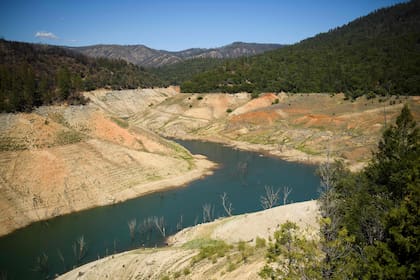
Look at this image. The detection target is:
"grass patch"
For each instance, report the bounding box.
[55,130,84,145]
[255,236,266,248]
[184,239,232,264]
[183,268,191,275]
[296,145,320,156]
[165,140,194,169]
[49,112,70,127]
[0,136,27,151]
[237,241,254,263]
[110,116,129,129]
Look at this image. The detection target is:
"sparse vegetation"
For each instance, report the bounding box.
[260,221,321,279]
[189,239,231,264]
[55,130,84,145]
[255,236,266,248]
[111,117,129,129]
[183,268,190,275]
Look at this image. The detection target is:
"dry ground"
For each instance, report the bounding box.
[58,201,319,280]
[132,91,419,170]
[4,88,418,279]
[0,88,215,236]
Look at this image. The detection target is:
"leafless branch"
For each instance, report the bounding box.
[176,215,184,231]
[282,186,292,205]
[260,186,280,209]
[220,192,233,216]
[73,235,87,264]
[153,216,166,237]
[202,203,214,223]
[128,218,137,243]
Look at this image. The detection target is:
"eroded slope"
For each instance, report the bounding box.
[0,88,215,236]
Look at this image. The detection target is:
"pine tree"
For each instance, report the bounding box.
[57,67,72,100]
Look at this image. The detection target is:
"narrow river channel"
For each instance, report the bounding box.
[0,139,320,279]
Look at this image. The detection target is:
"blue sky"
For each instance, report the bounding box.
[0,0,406,51]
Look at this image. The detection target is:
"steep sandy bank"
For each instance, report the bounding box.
[58,201,319,280]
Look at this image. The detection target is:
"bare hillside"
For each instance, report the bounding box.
[0,88,215,236]
[115,91,420,171]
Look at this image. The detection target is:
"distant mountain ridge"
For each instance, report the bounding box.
[70,42,285,67]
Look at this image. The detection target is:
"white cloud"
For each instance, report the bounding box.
[35,31,58,40]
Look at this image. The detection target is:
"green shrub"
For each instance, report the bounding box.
[255,236,266,248]
[187,239,231,264]
[226,108,233,113]
[183,268,191,275]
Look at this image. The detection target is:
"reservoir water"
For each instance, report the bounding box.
[0,140,320,279]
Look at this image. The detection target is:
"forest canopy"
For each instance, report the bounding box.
[0,39,164,112]
[176,1,420,98]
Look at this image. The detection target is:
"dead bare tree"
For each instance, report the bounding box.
[73,235,87,265]
[33,252,49,277]
[260,186,280,209]
[202,203,214,223]
[153,216,166,237]
[220,192,233,216]
[176,215,183,231]
[57,249,66,271]
[128,219,137,243]
[282,186,292,205]
[139,217,155,242]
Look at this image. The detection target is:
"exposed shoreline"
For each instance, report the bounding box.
[170,134,365,172]
[0,154,217,237]
[58,200,319,280]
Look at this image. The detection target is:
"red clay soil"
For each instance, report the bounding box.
[230,110,282,126]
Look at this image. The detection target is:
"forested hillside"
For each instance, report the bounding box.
[72,42,284,68]
[151,58,225,86]
[0,40,163,112]
[180,1,420,98]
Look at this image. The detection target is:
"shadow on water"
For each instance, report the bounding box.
[0,139,320,279]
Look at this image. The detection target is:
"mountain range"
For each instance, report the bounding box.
[70,42,285,67]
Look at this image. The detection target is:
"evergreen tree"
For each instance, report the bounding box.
[260,221,321,279]
[57,67,72,100]
[319,105,420,279]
